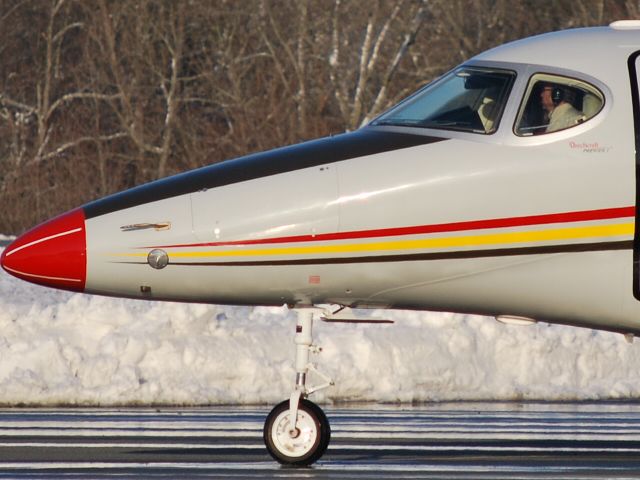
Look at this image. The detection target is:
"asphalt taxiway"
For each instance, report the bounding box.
[2,402,640,478]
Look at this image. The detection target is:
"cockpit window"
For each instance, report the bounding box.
[514,73,604,136]
[372,67,516,134]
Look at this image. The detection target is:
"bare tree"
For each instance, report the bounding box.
[0,0,124,227]
[94,0,187,180]
[328,0,432,129]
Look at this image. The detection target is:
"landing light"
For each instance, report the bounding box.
[610,20,640,30]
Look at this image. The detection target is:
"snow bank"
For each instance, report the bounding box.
[2,245,640,406]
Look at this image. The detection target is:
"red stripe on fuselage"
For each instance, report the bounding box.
[142,206,636,249]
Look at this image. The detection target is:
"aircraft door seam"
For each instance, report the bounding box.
[626,50,640,301]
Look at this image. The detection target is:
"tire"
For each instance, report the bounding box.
[263,398,331,466]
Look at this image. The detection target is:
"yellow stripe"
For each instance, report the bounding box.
[116,222,634,259]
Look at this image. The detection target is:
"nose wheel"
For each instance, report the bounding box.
[263,398,330,465]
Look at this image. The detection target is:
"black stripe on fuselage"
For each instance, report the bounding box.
[628,50,640,301]
[114,240,632,267]
[83,129,447,219]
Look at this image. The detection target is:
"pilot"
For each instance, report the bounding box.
[540,84,584,133]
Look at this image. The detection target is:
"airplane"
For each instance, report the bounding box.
[2,20,640,465]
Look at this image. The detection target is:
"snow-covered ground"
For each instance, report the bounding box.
[3,244,640,406]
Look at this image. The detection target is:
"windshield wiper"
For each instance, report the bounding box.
[372,119,423,127]
[374,119,483,134]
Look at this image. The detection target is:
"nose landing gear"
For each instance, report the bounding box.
[263,306,392,465]
[263,308,332,466]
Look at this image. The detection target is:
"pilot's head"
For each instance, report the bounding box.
[540,84,557,113]
[540,84,575,113]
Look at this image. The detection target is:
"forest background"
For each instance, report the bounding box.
[1,0,638,234]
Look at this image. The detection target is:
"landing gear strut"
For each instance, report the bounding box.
[263,309,333,465]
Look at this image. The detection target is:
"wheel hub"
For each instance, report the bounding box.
[272,410,317,456]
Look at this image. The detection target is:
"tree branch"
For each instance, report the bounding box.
[38,132,128,161]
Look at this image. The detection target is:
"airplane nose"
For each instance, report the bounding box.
[0,209,86,292]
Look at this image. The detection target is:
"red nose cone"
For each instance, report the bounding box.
[1,209,86,292]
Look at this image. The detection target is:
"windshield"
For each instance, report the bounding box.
[372,67,516,134]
